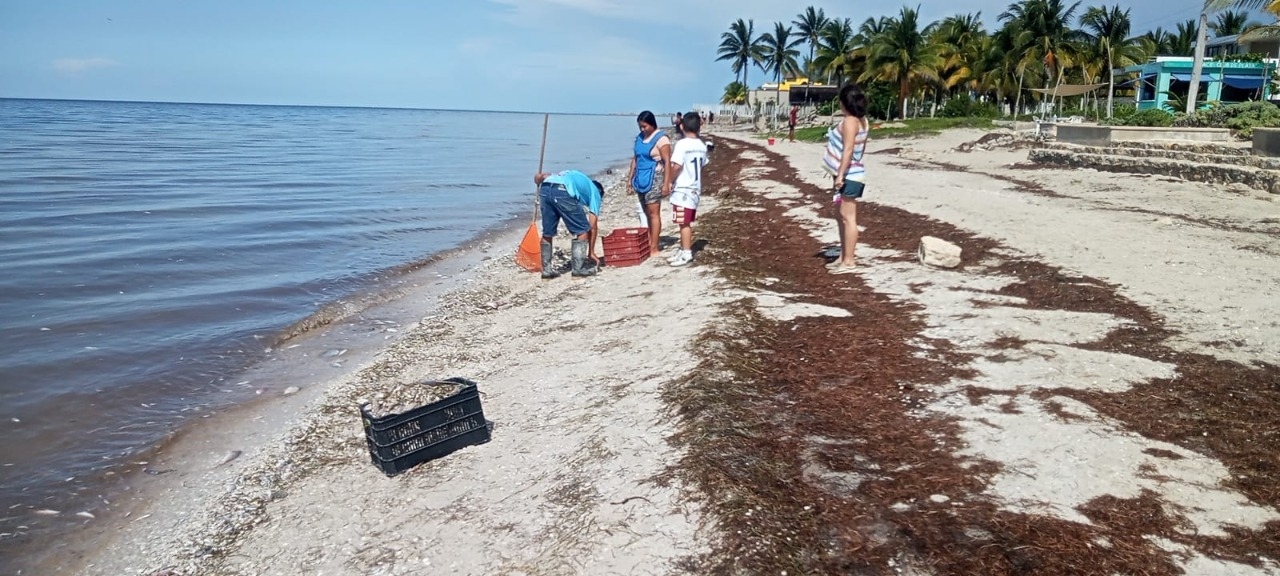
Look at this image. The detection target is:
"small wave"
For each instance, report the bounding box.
[421,182,487,190]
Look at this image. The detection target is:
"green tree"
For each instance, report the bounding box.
[1210,10,1256,36]
[792,7,830,82]
[1172,19,1199,54]
[999,0,1086,115]
[815,18,860,85]
[759,22,805,127]
[861,6,943,118]
[721,81,748,105]
[716,19,767,108]
[933,12,988,94]
[1080,5,1147,117]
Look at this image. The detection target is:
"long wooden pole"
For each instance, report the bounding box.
[533,113,549,226]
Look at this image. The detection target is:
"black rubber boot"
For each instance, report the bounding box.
[570,239,596,277]
[540,240,557,279]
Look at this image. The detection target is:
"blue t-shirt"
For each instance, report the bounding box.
[545,170,602,215]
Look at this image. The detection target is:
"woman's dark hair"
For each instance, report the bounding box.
[637,110,657,128]
[839,83,868,119]
[592,180,605,198]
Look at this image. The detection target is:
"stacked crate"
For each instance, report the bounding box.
[602,228,650,267]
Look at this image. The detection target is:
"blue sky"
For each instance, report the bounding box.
[0,0,1249,113]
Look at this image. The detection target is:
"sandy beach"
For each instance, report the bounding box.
[58,125,1280,575]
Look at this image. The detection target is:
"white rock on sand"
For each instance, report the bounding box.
[918,235,962,268]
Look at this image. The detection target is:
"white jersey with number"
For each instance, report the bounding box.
[670,137,709,209]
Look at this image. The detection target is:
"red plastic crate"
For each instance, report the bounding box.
[603,227,650,267]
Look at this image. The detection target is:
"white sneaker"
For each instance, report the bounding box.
[669,252,693,267]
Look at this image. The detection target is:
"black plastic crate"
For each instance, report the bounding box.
[360,377,491,476]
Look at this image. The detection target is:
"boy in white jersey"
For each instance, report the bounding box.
[663,112,709,267]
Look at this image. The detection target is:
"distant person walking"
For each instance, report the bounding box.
[628,111,672,257]
[788,105,799,142]
[822,84,870,275]
[533,170,604,278]
[664,112,709,267]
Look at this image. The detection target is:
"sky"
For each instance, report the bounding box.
[0,0,1254,114]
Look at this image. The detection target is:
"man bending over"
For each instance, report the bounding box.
[533,170,603,279]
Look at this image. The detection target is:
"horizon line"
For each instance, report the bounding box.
[0,96,647,117]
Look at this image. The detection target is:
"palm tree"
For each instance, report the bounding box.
[1080,5,1146,117]
[1237,0,1280,41]
[759,22,805,128]
[815,18,860,85]
[980,29,1022,114]
[934,13,987,95]
[999,0,1086,116]
[1172,19,1200,54]
[793,7,830,83]
[721,81,748,105]
[716,19,767,109]
[862,6,943,118]
[1210,10,1255,36]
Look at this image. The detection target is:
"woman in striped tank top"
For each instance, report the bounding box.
[821,83,869,274]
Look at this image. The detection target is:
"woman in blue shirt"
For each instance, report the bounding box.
[627,111,672,257]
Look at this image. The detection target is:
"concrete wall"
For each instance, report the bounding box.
[1057,125,1232,145]
[1110,127,1231,143]
[1056,124,1111,145]
[1253,128,1280,157]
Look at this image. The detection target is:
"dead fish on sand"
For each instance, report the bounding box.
[33,509,60,516]
[215,450,242,467]
[76,511,95,519]
[143,468,175,476]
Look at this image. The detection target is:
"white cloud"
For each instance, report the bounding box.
[52,57,119,74]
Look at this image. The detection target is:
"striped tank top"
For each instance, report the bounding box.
[822,118,868,182]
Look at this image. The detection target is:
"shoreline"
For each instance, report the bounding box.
[16,163,631,575]
[70,164,721,575]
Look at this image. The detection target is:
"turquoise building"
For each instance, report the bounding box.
[1121,56,1275,111]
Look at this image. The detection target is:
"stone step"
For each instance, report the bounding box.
[1037,142,1278,170]
[1028,148,1280,194]
[1049,137,1253,157]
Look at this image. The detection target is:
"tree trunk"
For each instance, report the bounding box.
[899,78,909,120]
[1014,73,1025,120]
[1188,12,1209,114]
[775,73,783,133]
[1106,47,1115,119]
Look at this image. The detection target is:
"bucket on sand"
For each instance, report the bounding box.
[768,137,776,145]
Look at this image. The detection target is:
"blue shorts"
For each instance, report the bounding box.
[540,182,591,237]
[840,180,866,199]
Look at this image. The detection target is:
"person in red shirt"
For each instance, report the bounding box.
[788,105,799,142]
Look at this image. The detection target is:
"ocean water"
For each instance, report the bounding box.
[0,99,636,560]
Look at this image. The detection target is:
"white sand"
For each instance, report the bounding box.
[749,129,1280,574]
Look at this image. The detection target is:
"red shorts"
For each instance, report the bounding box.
[672,205,696,225]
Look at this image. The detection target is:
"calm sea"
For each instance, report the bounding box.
[0,99,636,563]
